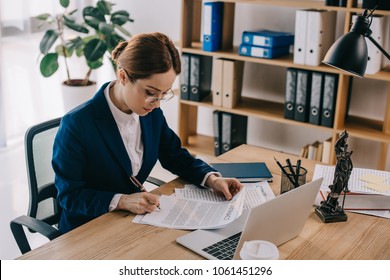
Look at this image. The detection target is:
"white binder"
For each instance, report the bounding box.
[222,60,244,109]
[352,14,385,75]
[305,10,336,66]
[293,9,310,65]
[211,58,223,107]
[382,16,390,69]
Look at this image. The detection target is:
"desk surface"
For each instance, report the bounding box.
[18,145,390,260]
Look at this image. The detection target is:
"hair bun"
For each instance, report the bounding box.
[112,41,128,61]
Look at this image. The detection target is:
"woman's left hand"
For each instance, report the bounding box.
[205,174,244,200]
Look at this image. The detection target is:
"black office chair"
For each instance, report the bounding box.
[10,117,165,254]
[10,118,63,254]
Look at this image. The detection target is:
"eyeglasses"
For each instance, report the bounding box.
[122,69,175,104]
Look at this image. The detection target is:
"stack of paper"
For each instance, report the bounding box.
[313,164,390,219]
[132,182,275,230]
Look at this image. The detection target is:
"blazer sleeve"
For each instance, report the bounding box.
[156,111,216,185]
[52,114,115,219]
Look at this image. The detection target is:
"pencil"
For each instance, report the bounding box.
[295,159,301,188]
[130,175,161,210]
[273,157,296,187]
[286,158,296,178]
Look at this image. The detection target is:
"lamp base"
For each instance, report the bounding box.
[315,206,348,223]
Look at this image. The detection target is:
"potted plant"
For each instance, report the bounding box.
[35,0,134,110]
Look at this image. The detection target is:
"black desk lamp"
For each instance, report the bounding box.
[322,7,390,77]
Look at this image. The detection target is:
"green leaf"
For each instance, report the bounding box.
[83,7,106,30]
[111,11,130,26]
[40,53,59,77]
[82,35,99,44]
[108,33,125,50]
[84,38,107,61]
[69,36,84,49]
[64,16,89,33]
[115,24,131,37]
[98,22,114,36]
[68,9,78,16]
[87,58,104,69]
[96,0,112,15]
[55,44,73,57]
[34,13,51,21]
[76,47,84,57]
[40,30,59,54]
[60,0,69,8]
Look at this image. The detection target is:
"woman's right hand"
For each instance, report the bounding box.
[116,192,160,214]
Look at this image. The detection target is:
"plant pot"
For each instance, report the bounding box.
[61,80,97,112]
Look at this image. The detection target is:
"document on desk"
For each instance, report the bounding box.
[313,164,390,218]
[133,188,244,230]
[132,181,275,229]
[313,164,390,195]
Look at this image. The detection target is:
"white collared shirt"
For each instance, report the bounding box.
[104,81,143,176]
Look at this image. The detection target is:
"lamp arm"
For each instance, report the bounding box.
[367,36,390,61]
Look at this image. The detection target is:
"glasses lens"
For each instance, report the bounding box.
[161,90,174,102]
[145,89,174,103]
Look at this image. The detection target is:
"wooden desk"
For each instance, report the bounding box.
[18,145,390,260]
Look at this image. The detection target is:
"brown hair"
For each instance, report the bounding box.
[111,32,181,80]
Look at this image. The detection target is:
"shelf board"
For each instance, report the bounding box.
[344,116,390,143]
[184,134,215,157]
[182,46,341,75]
[181,97,334,132]
[182,46,390,82]
[222,0,390,15]
[181,98,390,142]
[365,67,390,81]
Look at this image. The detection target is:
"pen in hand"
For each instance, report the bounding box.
[130,175,161,210]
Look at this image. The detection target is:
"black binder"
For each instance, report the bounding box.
[180,53,190,100]
[189,54,213,102]
[221,113,248,154]
[321,73,338,128]
[213,110,222,156]
[284,68,297,120]
[309,71,324,125]
[363,0,390,10]
[294,70,312,122]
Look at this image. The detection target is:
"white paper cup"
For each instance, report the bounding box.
[239,240,279,260]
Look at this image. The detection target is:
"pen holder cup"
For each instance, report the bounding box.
[280,165,307,194]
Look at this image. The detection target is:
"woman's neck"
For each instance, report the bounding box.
[109,81,133,114]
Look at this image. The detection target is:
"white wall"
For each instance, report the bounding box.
[0,14,5,148]
[117,0,390,170]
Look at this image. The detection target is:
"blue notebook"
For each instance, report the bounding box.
[210,162,273,182]
[242,29,294,48]
[239,44,290,59]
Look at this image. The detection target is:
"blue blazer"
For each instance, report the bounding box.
[52,82,215,233]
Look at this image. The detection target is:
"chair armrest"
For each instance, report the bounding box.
[146,176,166,186]
[10,215,61,254]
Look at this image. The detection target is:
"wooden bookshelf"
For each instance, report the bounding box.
[179,0,390,170]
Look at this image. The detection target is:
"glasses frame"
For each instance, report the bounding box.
[122,69,175,104]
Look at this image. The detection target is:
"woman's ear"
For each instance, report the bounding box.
[118,69,127,85]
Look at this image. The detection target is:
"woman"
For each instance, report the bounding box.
[52,32,243,234]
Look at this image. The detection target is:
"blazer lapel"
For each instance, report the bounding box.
[92,83,133,176]
[138,115,152,179]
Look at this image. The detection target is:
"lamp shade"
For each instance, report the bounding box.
[322,32,368,77]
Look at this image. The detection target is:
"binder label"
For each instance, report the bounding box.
[203,5,212,36]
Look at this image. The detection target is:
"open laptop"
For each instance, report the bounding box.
[176,178,323,260]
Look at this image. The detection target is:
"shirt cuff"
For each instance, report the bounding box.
[200,172,222,188]
[109,193,123,211]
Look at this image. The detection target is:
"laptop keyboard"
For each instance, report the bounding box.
[202,232,242,260]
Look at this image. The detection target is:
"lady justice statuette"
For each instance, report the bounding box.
[315,130,353,223]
